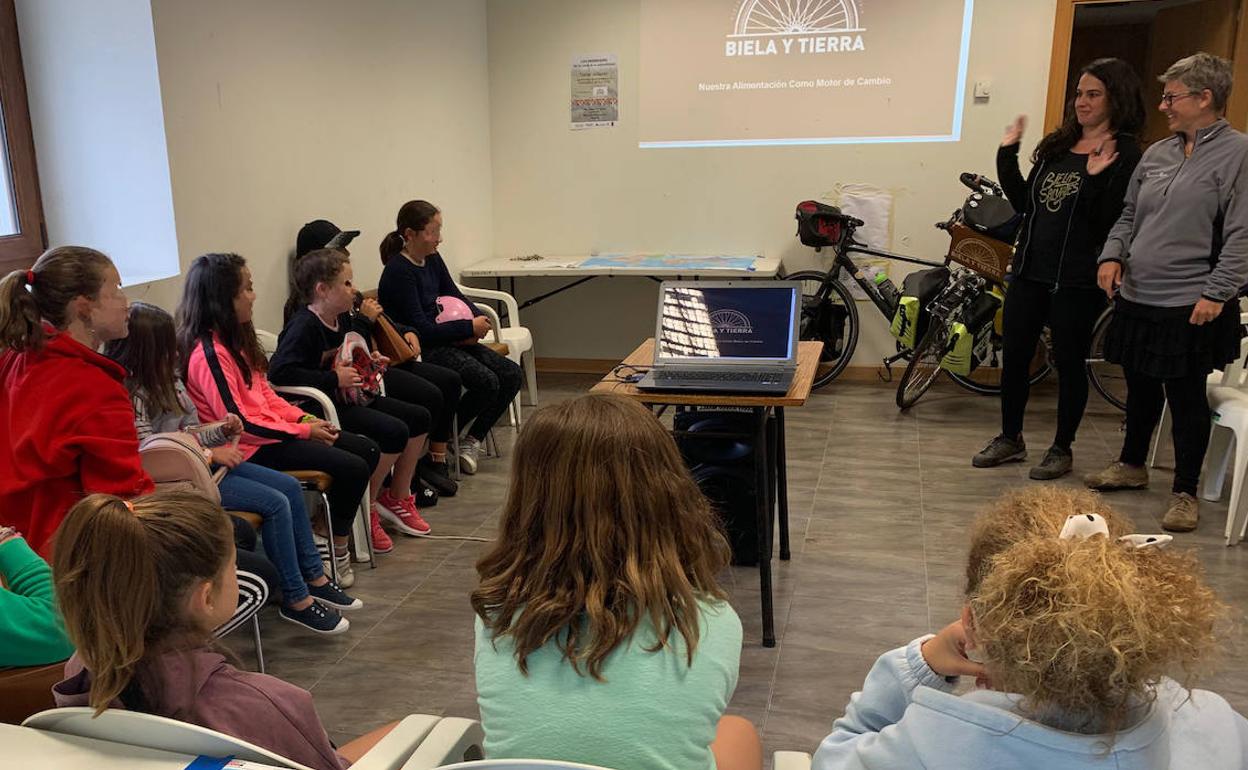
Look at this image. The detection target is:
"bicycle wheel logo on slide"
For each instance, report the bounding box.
[728,0,865,56]
[710,309,755,335]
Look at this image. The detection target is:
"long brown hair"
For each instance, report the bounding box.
[379,200,439,265]
[471,393,730,680]
[103,302,183,416]
[1033,58,1146,164]
[966,487,1226,735]
[53,492,234,715]
[175,253,267,384]
[0,246,113,353]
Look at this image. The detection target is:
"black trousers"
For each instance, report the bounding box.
[250,433,378,537]
[1119,367,1210,495]
[387,362,462,443]
[339,395,430,454]
[1000,278,1106,447]
[424,344,523,440]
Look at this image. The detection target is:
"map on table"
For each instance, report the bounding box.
[578,254,759,271]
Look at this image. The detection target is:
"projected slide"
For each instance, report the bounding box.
[639,0,974,148]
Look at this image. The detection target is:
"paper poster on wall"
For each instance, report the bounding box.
[571,54,619,130]
[829,184,893,300]
[639,0,974,147]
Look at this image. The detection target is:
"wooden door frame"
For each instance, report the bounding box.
[1046,0,1248,133]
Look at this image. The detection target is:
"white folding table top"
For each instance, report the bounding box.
[460,254,781,279]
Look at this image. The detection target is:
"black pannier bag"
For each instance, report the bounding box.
[961,193,1021,244]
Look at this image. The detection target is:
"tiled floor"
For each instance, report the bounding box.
[228,373,1248,761]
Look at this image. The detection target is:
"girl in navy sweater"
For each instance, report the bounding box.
[377,201,522,475]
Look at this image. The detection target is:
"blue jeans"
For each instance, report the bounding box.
[218,461,324,604]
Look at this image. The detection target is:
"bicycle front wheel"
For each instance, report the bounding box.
[947,335,1052,394]
[787,269,860,389]
[896,320,948,409]
[1086,306,1126,411]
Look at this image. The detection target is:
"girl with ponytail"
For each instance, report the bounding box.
[52,491,399,770]
[0,247,153,555]
[813,487,1245,769]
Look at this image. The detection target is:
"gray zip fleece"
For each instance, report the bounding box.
[1099,119,1248,306]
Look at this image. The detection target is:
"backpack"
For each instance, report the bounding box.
[338,331,386,406]
[795,200,847,250]
[138,431,227,504]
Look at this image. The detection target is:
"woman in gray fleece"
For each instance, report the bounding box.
[1087,53,1248,533]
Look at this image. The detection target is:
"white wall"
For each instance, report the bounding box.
[16,0,180,285]
[485,0,1058,364]
[129,0,494,334]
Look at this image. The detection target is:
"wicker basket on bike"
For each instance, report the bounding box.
[945,193,1018,284]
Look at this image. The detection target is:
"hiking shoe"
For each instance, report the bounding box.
[972,434,1026,468]
[279,601,349,635]
[308,580,363,611]
[458,438,482,475]
[419,457,459,497]
[1083,461,1149,491]
[376,490,432,536]
[1162,492,1199,532]
[369,504,395,554]
[414,479,439,508]
[1029,445,1073,480]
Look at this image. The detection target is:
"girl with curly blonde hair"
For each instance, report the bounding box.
[813,486,1246,769]
[472,393,761,770]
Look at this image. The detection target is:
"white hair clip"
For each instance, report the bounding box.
[1059,513,1172,550]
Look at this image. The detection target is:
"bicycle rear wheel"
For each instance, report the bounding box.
[1086,306,1127,411]
[787,269,860,389]
[896,319,948,409]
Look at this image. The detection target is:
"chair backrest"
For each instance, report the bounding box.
[1220,312,1248,388]
[437,761,614,770]
[256,328,280,357]
[0,663,64,726]
[22,707,310,769]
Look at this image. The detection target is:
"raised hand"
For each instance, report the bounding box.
[1086,137,1119,176]
[1001,115,1026,147]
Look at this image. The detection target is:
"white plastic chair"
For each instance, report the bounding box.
[1194,317,1248,545]
[256,329,374,569]
[774,752,813,770]
[23,707,444,770]
[458,283,536,413]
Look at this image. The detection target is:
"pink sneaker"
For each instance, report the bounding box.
[369,504,394,553]
[376,490,432,536]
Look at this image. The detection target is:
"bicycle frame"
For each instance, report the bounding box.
[821,237,948,319]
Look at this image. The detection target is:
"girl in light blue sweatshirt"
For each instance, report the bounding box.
[813,486,1247,770]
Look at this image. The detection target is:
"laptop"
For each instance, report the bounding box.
[635,280,800,394]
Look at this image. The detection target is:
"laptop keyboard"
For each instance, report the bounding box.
[657,370,786,385]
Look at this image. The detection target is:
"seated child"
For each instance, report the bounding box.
[813,486,1247,769]
[52,492,397,770]
[472,393,762,770]
[105,302,360,635]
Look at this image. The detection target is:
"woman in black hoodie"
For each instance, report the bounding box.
[973,58,1146,479]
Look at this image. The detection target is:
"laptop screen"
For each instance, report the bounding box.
[657,285,798,361]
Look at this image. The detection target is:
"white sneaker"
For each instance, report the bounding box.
[459,437,481,475]
[313,534,356,588]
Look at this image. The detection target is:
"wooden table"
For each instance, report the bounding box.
[591,339,821,647]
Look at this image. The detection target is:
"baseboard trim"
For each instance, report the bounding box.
[536,357,894,385]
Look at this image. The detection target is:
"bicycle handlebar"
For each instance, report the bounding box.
[960,172,1004,197]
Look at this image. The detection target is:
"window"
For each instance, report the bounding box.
[0,0,45,271]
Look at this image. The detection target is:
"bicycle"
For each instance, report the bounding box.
[788,173,1052,407]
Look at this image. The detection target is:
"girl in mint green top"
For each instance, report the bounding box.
[0,527,74,666]
[471,394,761,770]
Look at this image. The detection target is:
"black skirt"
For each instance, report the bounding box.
[1104,296,1243,379]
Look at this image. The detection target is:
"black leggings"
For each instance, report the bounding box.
[1119,368,1210,495]
[386,363,461,443]
[1000,278,1106,447]
[250,433,378,537]
[338,395,430,454]
[424,344,523,440]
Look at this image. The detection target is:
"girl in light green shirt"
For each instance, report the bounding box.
[472,393,761,770]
